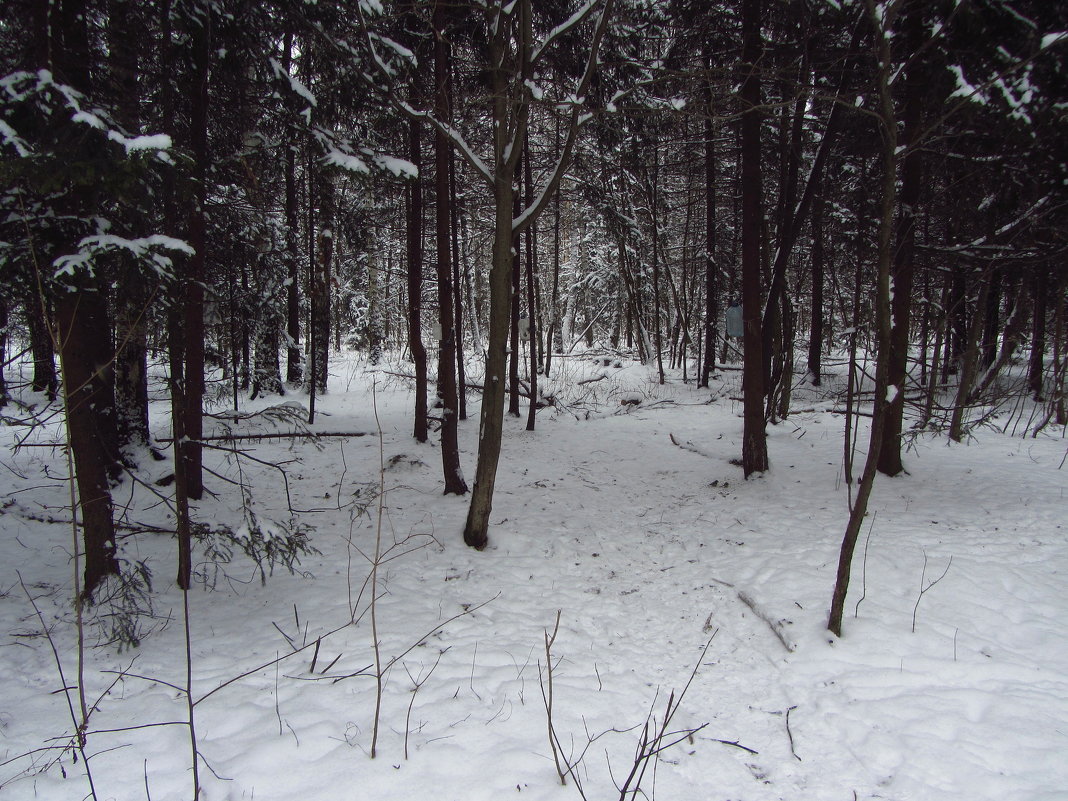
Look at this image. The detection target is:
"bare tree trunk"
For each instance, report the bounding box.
[56,292,121,599]
[434,2,467,493]
[699,99,718,388]
[877,0,923,477]
[948,274,990,442]
[449,148,468,420]
[807,172,824,385]
[740,0,768,476]
[283,33,302,386]
[312,175,333,396]
[407,116,428,443]
[29,296,58,398]
[828,0,897,637]
[183,2,210,500]
[524,143,539,431]
[1029,268,1048,401]
[50,0,121,598]
[108,0,153,456]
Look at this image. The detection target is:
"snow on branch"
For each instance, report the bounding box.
[53,234,193,282]
[269,57,317,117]
[531,0,600,64]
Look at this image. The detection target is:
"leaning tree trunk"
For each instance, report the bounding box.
[828,0,898,637]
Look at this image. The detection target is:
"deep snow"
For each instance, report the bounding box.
[1,352,1066,801]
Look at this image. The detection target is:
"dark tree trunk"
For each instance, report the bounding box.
[508,188,522,416]
[0,299,7,408]
[49,0,122,598]
[312,176,333,396]
[56,290,121,599]
[524,144,539,431]
[807,172,824,385]
[740,0,768,477]
[650,149,665,384]
[1029,268,1048,401]
[182,3,210,500]
[449,148,468,420]
[407,116,429,443]
[434,3,467,493]
[699,87,717,388]
[877,0,923,477]
[108,0,153,456]
[948,274,990,442]
[283,34,302,386]
[29,296,59,398]
[981,266,1002,369]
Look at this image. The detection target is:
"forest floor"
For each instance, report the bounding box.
[1,350,1066,801]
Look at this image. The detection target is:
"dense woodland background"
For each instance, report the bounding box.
[1,0,1066,620]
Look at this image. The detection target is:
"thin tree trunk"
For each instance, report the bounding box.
[807,171,825,385]
[699,92,718,388]
[283,33,302,386]
[508,187,522,417]
[450,147,468,420]
[524,143,539,431]
[434,3,467,493]
[407,116,428,443]
[183,2,209,500]
[828,0,897,636]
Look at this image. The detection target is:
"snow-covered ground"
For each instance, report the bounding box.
[1,352,1066,801]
